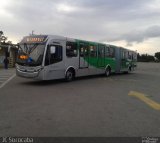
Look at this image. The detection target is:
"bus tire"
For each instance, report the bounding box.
[105,67,111,77]
[65,69,74,82]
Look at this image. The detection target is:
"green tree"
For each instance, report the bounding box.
[155,52,160,61]
[138,54,155,62]
[0,30,7,43]
[0,31,3,36]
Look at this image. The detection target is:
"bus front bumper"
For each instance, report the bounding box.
[16,69,39,78]
[16,64,43,79]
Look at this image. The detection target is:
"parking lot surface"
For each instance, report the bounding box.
[0,62,160,137]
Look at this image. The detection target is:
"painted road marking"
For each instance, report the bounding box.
[0,74,16,89]
[128,91,160,110]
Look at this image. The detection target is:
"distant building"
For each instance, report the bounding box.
[0,43,18,68]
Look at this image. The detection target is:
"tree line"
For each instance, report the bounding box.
[0,31,11,43]
[137,53,160,62]
[0,31,14,58]
[0,31,13,46]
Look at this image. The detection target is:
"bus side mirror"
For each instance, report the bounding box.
[50,46,56,54]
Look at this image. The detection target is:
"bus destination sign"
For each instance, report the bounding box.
[27,37,44,42]
[21,35,48,43]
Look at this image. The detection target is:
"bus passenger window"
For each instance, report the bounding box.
[122,51,127,59]
[80,47,84,57]
[105,46,110,57]
[128,52,132,59]
[109,47,115,58]
[66,42,77,57]
[80,44,89,57]
[90,46,97,57]
[98,45,105,58]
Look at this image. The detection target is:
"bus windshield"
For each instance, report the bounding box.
[16,43,45,66]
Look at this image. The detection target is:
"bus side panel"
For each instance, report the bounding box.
[44,63,65,80]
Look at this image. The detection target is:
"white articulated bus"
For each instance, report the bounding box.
[16,35,137,81]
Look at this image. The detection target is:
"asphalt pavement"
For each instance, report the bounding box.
[0,63,160,137]
[0,68,16,89]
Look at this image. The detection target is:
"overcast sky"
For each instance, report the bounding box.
[1,0,160,55]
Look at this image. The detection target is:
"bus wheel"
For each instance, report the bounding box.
[65,70,74,82]
[105,67,111,77]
